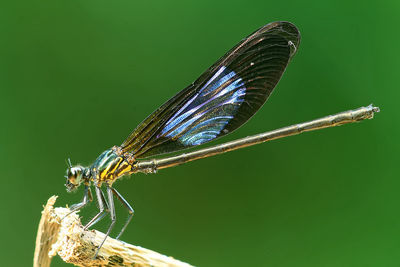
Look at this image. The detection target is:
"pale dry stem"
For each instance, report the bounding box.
[34,196,194,267]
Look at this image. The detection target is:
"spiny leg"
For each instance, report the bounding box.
[94,185,116,259]
[84,189,109,229]
[110,187,134,240]
[62,185,92,220]
[84,186,109,230]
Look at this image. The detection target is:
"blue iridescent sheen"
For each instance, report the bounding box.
[159,66,246,146]
[119,21,300,158]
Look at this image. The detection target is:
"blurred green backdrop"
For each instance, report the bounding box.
[1,0,399,266]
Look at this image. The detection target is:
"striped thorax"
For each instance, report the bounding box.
[90,146,136,186]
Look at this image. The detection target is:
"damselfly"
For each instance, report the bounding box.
[64,21,378,257]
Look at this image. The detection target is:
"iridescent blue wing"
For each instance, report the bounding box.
[120,21,300,158]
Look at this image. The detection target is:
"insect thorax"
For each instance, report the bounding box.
[90,147,135,185]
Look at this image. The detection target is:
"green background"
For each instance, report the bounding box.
[1,1,398,266]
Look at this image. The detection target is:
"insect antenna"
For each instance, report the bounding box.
[65,158,73,168]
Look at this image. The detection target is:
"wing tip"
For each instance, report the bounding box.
[260,21,301,58]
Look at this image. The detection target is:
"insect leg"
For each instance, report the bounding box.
[84,187,109,230]
[110,187,134,240]
[94,185,116,258]
[63,185,92,219]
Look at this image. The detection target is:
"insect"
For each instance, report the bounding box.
[64,21,376,257]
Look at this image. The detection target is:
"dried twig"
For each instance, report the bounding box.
[34,196,194,267]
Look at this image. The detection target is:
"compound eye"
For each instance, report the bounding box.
[68,168,76,177]
[65,169,75,184]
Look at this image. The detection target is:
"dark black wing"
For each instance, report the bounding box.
[120,21,300,159]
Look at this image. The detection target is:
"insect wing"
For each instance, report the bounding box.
[121,21,300,158]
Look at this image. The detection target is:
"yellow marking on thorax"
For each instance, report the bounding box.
[99,157,124,182]
[104,161,132,186]
[109,157,124,174]
[114,161,132,179]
